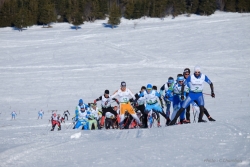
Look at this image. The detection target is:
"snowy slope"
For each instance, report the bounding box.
[0,11,250,167]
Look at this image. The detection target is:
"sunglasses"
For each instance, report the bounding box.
[184,73,190,75]
[178,80,184,83]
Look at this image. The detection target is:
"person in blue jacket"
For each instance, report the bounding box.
[168,66,215,125]
[139,84,167,127]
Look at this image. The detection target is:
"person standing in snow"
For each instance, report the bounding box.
[38,110,44,119]
[74,99,89,122]
[94,90,119,128]
[168,66,215,125]
[63,110,70,121]
[11,111,17,120]
[134,86,147,128]
[183,68,215,123]
[160,77,175,125]
[73,105,89,130]
[138,84,167,127]
[89,103,101,129]
[165,74,189,124]
[110,81,141,129]
[51,112,61,131]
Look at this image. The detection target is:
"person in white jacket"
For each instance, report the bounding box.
[110,81,141,129]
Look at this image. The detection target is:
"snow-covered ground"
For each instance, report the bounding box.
[0,11,250,167]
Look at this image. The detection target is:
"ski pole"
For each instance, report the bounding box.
[203,93,211,96]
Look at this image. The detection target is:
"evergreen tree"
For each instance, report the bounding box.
[124,0,134,19]
[198,0,216,16]
[14,8,28,31]
[27,0,39,25]
[133,0,143,19]
[169,0,186,18]
[155,0,168,18]
[72,12,83,30]
[0,0,13,27]
[98,0,109,19]
[224,0,236,12]
[186,0,199,15]
[237,0,248,12]
[38,0,56,27]
[108,3,121,28]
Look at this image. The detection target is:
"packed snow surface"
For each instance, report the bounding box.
[0,12,250,167]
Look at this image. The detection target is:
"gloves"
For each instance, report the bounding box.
[133,100,138,106]
[211,92,215,98]
[116,100,120,105]
[94,100,97,103]
[181,94,185,100]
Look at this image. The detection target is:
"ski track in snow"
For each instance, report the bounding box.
[0,12,250,167]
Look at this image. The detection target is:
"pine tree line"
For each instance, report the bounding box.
[0,0,250,29]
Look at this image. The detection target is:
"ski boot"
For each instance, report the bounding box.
[198,119,207,123]
[208,117,216,121]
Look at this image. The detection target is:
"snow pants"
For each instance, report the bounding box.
[88,119,98,130]
[119,103,141,125]
[74,119,89,130]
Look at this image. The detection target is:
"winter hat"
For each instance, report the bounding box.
[121,81,126,87]
[194,66,201,72]
[146,84,153,89]
[79,99,83,104]
[104,90,109,94]
[183,68,191,74]
[177,76,185,81]
[167,77,174,84]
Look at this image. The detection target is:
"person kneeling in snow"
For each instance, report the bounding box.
[73,105,89,130]
[51,112,61,131]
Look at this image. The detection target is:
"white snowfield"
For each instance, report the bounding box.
[0,11,250,167]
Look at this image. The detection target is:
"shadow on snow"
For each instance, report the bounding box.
[70,26,82,30]
[102,23,118,29]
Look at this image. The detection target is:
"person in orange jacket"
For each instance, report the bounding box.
[110,81,141,129]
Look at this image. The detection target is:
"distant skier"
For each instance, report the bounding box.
[38,110,44,119]
[51,112,61,131]
[11,111,17,120]
[168,66,215,125]
[63,110,70,120]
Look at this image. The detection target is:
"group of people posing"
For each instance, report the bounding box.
[50,65,216,131]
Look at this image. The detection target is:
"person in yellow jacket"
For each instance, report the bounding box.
[110,81,141,129]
